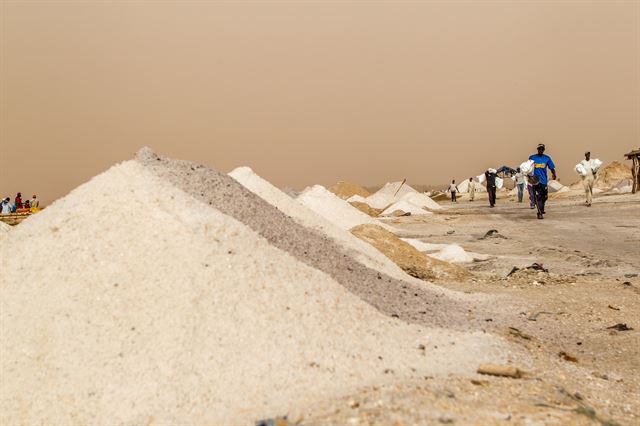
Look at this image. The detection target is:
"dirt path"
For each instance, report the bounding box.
[304,193,639,425]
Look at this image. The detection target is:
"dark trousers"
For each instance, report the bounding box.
[487,185,497,206]
[517,183,525,203]
[527,184,535,207]
[451,192,457,202]
[533,184,548,214]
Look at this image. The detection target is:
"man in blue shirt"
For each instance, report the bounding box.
[529,144,557,219]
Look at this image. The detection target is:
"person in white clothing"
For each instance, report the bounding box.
[449,180,458,203]
[580,151,597,206]
[468,177,476,201]
[513,168,526,203]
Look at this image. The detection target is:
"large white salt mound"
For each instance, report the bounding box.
[297,184,389,230]
[401,191,443,210]
[457,179,486,193]
[381,200,432,216]
[229,167,410,281]
[0,161,509,425]
[365,181,418,209]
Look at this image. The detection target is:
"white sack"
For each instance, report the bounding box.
[592,158,603,173]
[575,163,587,177]
[520,160,535,176]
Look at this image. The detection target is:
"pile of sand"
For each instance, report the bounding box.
[328,181,370,200]
[571,161,633,190]
[351,224,471,282]
[364,181,418,209]
[595,161,633,189]
[1,158,507,425]
[297,185,384,230]
[228,166,405,280]
[349,201,384,217]
[380,200,432,217]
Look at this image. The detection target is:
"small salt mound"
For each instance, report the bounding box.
[607,179,633,194]
[297,185,386,230]
[431,244,475,263]
[381,200,432,216]
[229,167,407,280]
[0,161,507,425]
[400,192,443,210]
[402,239,449,252]
[365,181,418,209]
[402,239,475,263]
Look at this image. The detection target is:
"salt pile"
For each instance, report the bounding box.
[0,160,508,425]
[380,200,432,217]
[297,184,385,230]
[137,149,482,329]
[607,179,633,194]
[401,191,443,210]
[431,244,475,263]
[365,181,418,209]
[229,166,409,281]
[402,239,476,263]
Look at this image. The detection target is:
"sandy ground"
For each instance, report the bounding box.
[303,191,639,426]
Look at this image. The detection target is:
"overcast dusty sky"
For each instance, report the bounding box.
[1,1,639,204]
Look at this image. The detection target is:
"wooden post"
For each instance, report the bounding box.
[624,150,640,194]
[633,156,639,194]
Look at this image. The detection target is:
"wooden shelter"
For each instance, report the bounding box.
[624,148,640,194]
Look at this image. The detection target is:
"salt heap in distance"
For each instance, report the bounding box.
[229,166,408,281]
[0,150,510,425]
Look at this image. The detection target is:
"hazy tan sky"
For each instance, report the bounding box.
[1,1,639,204]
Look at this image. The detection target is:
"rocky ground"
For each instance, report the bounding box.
[302,191,639,425]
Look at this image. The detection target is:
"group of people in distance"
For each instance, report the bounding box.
[0,192,40,215]
[449,144,557,220]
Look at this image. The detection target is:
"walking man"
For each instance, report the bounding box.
[529,144,557,219]
[468,177,476,201]
[580,152,597,207]
[449,180,458,203]
[514,168,526,203]
[485,169,498,207]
